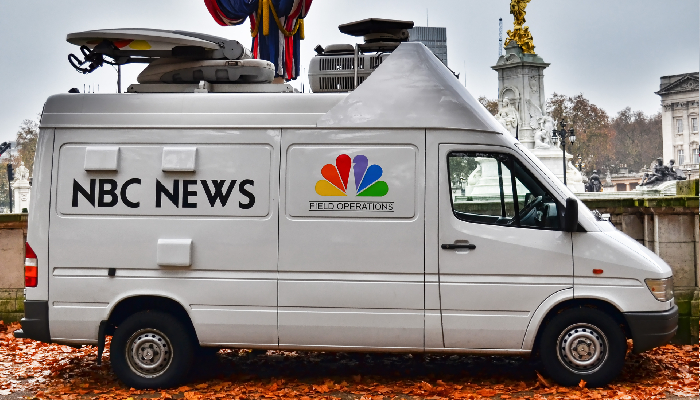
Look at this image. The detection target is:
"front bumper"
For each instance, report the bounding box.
[13,300,51,343]
[624,305,678,354]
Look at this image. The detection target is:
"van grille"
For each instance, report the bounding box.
[318,76,366,92]
[319,57,365,71]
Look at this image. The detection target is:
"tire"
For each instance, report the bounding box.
[111,311,195,389]
[539,307,626,387]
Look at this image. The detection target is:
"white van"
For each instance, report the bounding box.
[16,43,677,389]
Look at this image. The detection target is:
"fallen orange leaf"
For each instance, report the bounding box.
[535,371,551,388]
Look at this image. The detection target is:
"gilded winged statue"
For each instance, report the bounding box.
[504,0,536,54]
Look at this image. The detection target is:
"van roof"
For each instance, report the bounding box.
[40,92,346,129]
[318,42,504,132]
[41,42,504,133]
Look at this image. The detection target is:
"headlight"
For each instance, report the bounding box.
[645,277,674,302]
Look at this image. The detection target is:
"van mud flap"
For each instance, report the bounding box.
[13,300,52,343]
[96,320,108,366]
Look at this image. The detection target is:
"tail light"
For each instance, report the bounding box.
[25,242,37,287]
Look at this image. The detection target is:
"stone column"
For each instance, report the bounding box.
[492,41,550,149]
[682,105,690,166]
[662,103,674,163]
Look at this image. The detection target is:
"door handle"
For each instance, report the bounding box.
[441,243,476,250]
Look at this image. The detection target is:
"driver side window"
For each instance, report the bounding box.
[448,152,561,230]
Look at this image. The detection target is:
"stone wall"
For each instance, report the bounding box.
[0,289,24,322]
[0,214,27,322]
[581,180,699,344]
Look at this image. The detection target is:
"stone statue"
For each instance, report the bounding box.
[640,157,687,186]
[10,162,31,213]
[669,159,687,180]
[15,162,30,182]
[567,160,583,185]
[586,170,602,192]
[641,158,664,186]
[504,0,535,54]
[496,98,520,137]
[534,116,555,149]
[465,164,482,195]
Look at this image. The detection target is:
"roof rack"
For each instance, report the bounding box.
[127,81,297,94]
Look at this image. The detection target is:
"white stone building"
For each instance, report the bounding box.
[656,72,699,179]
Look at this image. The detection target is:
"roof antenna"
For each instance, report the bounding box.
[463,60,466,87]
[498,18,503,57]
[426,9,429,27]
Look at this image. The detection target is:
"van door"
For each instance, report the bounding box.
[278,129,425,351]
[437,144,573,349]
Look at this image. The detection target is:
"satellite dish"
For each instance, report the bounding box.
[66,28,251,74]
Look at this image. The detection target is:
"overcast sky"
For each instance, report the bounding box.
[0,0,698,142]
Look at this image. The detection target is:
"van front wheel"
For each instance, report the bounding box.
[539,307,626,387]
[111,311,194,389]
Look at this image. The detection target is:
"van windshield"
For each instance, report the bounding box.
[514,143,599,228]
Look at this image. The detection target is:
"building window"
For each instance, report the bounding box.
[692,117,698,133]
[677,149,684,165]
[676,119,683,134]
[693,147,700,164]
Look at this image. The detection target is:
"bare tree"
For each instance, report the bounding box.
[547,93,615,175]
[611,108,662,172]
[478,96,499,116]
[15,118,39,175]
[0,117,39,211]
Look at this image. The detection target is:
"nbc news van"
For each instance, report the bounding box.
[16,43,677,389]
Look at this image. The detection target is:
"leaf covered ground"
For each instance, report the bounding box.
[0,322,697,399]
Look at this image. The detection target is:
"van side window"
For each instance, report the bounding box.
[447,152,561,230]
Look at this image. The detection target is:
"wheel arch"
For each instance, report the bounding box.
[105,295,198,343]
[529,297,631,356]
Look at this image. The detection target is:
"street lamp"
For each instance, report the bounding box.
[552,121,576,185]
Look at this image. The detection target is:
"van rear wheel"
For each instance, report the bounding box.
[111,311,194,389]
[539,307,626,387]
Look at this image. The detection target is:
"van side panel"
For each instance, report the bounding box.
[278,129,425,351]
[48,129,280,346]
[26,128,55,302]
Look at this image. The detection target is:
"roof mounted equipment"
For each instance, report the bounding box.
[67,28,251,74]
[65,29,284,89]
[308,18,414,93]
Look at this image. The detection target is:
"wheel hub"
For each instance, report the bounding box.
[557,323,608,374]
[126,329,173,378]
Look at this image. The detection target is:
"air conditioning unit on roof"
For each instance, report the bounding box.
[308,18,414,93]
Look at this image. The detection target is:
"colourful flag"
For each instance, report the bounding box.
[204,0,312,80]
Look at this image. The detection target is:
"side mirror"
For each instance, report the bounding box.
[564,197,579,232]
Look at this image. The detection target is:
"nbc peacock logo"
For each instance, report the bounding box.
[315,154,389,197]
